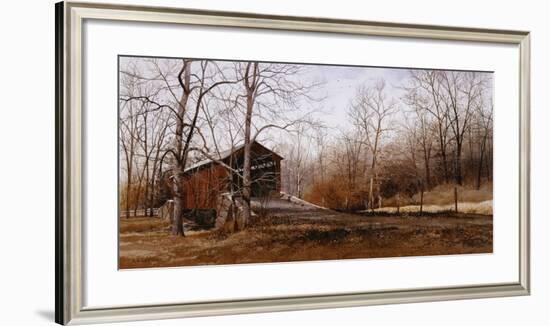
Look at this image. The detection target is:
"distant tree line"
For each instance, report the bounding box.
[285,70,493,211]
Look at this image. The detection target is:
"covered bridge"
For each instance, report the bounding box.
[181,141,283,210]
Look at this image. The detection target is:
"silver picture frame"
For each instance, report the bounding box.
[55,1,530,324]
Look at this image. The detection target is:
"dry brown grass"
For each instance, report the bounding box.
[119,212,493,269]
[416,183,493,205]
[380,182,493,208]
[120,217,171,233]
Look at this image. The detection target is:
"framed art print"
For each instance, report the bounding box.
[55,1,530,324]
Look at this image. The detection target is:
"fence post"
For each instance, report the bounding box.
[420,188,424,216]
[396,194,400,214]
[454,186,458,213]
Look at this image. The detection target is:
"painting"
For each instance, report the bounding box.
[118,56,493,269]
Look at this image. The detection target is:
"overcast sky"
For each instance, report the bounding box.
[304,64,409,131]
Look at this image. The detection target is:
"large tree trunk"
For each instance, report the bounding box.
[241,87,254,229]
[240,62,260,230]
[171,169,184,236]
[170,60,191,236]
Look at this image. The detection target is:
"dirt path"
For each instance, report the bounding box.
[252,196,492,228]
[251,197,355,221]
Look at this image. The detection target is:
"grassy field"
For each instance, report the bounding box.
[119,209,493,269]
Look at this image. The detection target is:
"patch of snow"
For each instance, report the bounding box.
[369,200,493,215]
[278,192,329,210]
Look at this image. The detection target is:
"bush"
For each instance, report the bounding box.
[304,176,367,211]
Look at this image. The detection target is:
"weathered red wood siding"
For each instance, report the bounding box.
[181,142,283,210]
[182,164,228,210]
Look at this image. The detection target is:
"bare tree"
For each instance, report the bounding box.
[475,91,493,189]
[120,109,138,217]
[135,106,171,216]
[440,71,485,185]
[235,62,322,227]
[403,70,453,184]
[348,79,397,210]
[402,86,435,189]
[314,127,329,185]
[283,125,313,198]
[119,70,144,218]
[340,130,365,210]
[121,59,238,236]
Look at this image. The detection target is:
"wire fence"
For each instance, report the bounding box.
[120,208,159,217]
